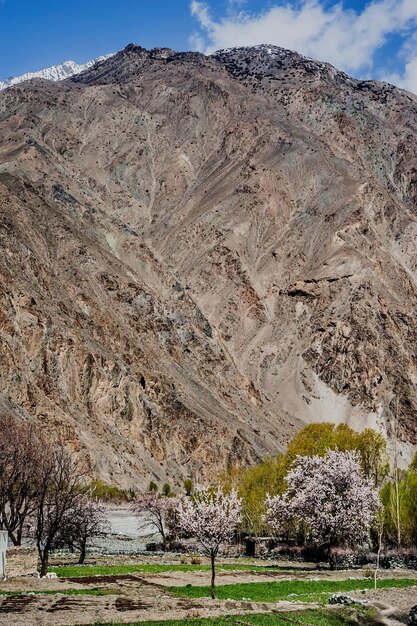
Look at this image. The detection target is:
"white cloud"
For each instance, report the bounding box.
[189,30,207,51]
[384,56,417,94]
[190,0,213,30]
[383,30,417,93]
[189,0,417,83]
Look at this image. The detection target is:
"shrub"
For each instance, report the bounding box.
[90,479,133,502]
[162,483,172,496]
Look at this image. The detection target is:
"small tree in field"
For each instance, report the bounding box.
[264,450,380,568]
[176,486,242,598]
[35,443,84,577]
[132,492,177,551]
[0,415,46,545]
[56,495,109,564]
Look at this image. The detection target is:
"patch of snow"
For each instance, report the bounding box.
[0,53,114,91]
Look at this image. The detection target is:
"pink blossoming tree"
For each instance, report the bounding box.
[264,449,380,568]
[176,486,242,598]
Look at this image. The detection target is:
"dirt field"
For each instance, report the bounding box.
[0,572,280,626]
[0,557,416,626]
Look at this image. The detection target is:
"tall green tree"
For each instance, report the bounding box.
[381,460,417,548]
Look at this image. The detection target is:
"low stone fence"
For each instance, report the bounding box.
[332,551,417,570]
[5,546,38,578]
[262,544,417,570]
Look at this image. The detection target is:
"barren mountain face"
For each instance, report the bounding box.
[0,44,416,487]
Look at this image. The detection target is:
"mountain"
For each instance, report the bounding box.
[0,54,114,91]
[0,43,416,487]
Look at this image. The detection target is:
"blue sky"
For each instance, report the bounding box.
[1,0,417,92]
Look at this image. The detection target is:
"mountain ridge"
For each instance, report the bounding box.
[0,53,114,91]
[2,43,414,99]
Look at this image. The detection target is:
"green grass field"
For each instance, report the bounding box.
[50,562,294,578]
[169,577,417,603]
[90,607,375,626]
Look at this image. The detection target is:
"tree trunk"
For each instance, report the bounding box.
[39,552,49,578]
[78,543,86,565]
[327,546,335,571]
[374,520,383,590]
[393,398,401,547]
[210,552,216,599]
[161,529,167,552]
[8,530,18,546]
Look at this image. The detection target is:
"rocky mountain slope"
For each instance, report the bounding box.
[0,44,416,487]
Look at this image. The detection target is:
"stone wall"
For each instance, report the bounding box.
[6,547,38,578]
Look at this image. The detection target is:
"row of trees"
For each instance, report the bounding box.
[132,423,416,596]
[137,448,380,597]
[2,415,414,585]
[219,422,417,547]
[0,416,107,575]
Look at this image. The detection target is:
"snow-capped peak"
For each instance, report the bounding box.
[0,54,114,91]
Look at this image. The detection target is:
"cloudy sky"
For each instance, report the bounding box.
[1,0,417,93]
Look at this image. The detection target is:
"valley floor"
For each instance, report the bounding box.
[0,555,416,626]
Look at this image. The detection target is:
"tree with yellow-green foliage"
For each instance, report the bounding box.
[381,452,417,548]
[356,428,390,487]
[285,424,389,486]
[220,457,285,534]
[220,422,389,535]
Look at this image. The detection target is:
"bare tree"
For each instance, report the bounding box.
[0,415,106,573]
[55,495,109,564]
[0,415,46,545]
[34,443,85,577]
[132,492,177,551]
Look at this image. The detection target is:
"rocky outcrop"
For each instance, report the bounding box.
[0,44,416,485]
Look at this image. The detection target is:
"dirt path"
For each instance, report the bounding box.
[140,568,417,588]
[350,586,417,617]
